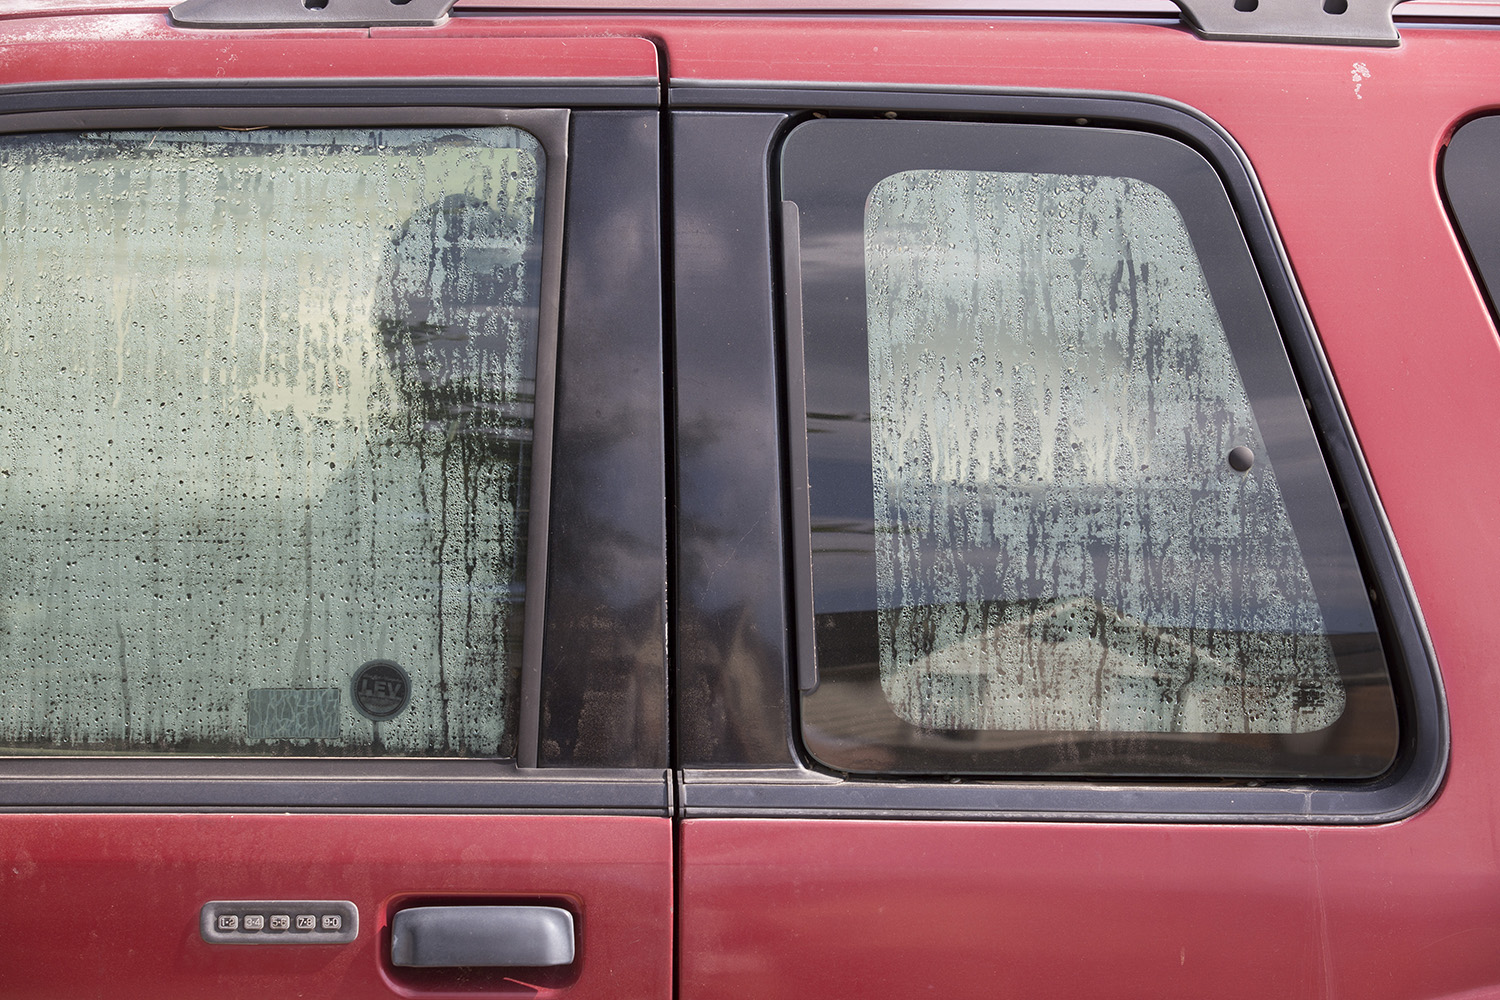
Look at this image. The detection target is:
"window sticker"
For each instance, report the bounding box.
[351,660,412,723]
[247,689,341,741]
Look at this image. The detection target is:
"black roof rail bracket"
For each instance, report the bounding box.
[170,0,456,29]
[1176,0,1402,45]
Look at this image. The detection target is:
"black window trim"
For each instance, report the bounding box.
[670,86,1447,824]
[0,85,669,814]
[1440,113,1500,335]
[0,79,660,115]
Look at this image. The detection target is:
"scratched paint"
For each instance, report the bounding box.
[864,169,1344,734]
[1351,62,1371,99]
[0,127,542,754]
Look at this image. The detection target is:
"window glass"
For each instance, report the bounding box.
[866,169,1340,734]
[0,126,544,756]
[786,118,1399,778]
[1443,115,1500,327]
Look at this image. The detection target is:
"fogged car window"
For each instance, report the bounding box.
[0,127,543,755]
[785,117,1400,778]
[865,169,1342,735]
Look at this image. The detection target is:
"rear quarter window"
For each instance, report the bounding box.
[784,117,1401,779]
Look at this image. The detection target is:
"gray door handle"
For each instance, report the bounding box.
[389,906,575,968]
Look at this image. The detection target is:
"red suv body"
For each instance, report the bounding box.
[0,0,1491,995]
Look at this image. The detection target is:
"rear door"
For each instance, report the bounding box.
[665,14,1498,999]
[0,11,671,998]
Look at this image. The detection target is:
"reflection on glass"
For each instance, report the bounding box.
[865,169,1344,734]
[0,127,543,755]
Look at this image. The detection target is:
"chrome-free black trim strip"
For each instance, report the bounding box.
[779,201,819,695]
[516,109,569,768]
[0,762,671,813]
[0,81,658,114]
[679,766,1429,824]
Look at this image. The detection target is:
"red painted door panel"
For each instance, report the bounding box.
[0,814,672,999]
[0,18,670,1000]
[680,814,1500,999]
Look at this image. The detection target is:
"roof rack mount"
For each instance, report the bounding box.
[170,0,456,29]
[1178,0,1402,45]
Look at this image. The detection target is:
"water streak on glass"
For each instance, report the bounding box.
[864,169,1344,734]
[0,127,542,755]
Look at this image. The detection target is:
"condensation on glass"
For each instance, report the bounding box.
[864,169,1342,735]
[0,126,544,755]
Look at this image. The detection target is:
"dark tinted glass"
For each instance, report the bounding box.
[1444,116,1500,325]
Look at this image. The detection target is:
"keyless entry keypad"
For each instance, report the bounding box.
[200,901,358,945]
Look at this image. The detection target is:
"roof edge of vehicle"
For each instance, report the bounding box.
[2,0,1495,11]
[1,0,1497,32]
[0,0,1494,22]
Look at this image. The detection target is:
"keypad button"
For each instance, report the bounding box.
[320,914,342,931]
[295,915,316,931]
[242,914,265,931]
[269,914,291,931]
[217,914,239,932]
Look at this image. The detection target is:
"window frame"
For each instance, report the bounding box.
[0,85,669,813]
[783,115,1399,780]
[668,88,1446,823]
[1442,114,1500,332]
